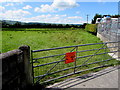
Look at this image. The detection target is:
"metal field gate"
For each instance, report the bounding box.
[31,41,119,84]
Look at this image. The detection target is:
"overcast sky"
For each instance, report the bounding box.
[0,0,119,24]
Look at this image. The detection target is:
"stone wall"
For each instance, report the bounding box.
[97,18,120,59]
[1,46,33,90]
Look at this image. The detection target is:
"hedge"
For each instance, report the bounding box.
[85,24,97,35]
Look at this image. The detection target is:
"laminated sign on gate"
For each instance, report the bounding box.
[65,52,76,64]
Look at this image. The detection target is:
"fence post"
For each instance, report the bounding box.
[19,45,33,86]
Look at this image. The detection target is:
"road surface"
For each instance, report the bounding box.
[47,65,120,89]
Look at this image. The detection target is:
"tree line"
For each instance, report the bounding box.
[1,20,86,28]
[91,14,120,24]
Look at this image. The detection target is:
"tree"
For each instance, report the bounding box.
[111,15,120,18]
[2,21,10,28]
[14,22,21,28]
[58,24,63,28]
[91,14,102,24]
[82,23,87,29]
[65,24,70,28]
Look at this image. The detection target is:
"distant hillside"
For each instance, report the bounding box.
[2,20,21,25]
[1,20,83,28]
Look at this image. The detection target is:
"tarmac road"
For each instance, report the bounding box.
[47,65,120,89]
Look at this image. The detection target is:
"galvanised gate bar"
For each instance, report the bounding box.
[31,41,120,84]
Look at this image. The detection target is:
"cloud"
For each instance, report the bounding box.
[52,0,79,10]
[0,0,25,2]
[23,5,32,9]
[0,10,85,24]
[20,14,84,24]
[0,6,5,12]
[34,0,79,13]
[76,11,80,14]
[68,16,82,19]
[34,4,56,13]
[0,0,119,2]
[5,3,14,6]
[0,9,31,20]
[22,14,66,22]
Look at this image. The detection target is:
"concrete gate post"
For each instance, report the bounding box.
[19,45,33,86]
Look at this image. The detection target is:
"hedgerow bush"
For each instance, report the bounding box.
[85,24,97,35]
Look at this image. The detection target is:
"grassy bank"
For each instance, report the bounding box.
[2,28,101,53]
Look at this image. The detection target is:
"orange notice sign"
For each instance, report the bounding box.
[65,52,76,64]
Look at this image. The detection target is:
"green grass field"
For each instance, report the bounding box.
[2,28,119,85]
[2,28,102,53]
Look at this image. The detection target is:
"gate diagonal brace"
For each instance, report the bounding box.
[36,47,77,84]
[76,43,107,71]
